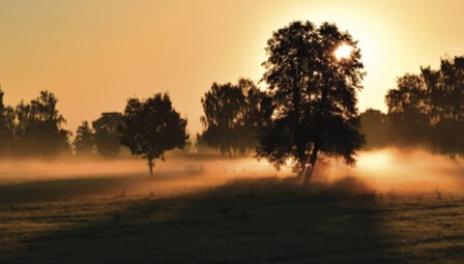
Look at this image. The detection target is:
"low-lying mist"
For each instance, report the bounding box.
[0,148,463,202]
[0,156,291,183]
[316,148,464,195]
[0,156,292,202]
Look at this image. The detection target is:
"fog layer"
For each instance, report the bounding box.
[0,149,463,201]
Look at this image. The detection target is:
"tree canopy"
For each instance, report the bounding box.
[359,109,391,149]
[198,78,272,155]
[13,91,71,157]
[386,56,464,157]
[92,112,124,158]
[73,121,95,156]
[120,93,188,175]
[257,21,365,183]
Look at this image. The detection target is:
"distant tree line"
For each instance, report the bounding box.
[0,89,125,159]
[72,112,125,157]
[0,88,188,175]
[360,56,464,158]
[1,20,462,179]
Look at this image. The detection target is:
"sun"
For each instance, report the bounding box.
[334,43,354,60]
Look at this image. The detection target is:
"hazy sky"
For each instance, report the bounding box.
[1,0,463,134]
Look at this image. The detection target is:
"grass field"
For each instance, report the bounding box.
[1,158,464,263]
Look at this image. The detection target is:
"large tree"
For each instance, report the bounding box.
[199,79,272,155]
[257,21,365,183]
[120,93,188,175]
[73,120,95,156]
[92,112,124,157]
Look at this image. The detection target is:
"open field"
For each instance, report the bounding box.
[1,154,464,263]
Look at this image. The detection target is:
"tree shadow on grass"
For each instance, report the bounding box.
[3,177,407,264]
[0,174,143,205]
[0,171,207,206]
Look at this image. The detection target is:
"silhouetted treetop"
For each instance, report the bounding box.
[263,21,364,116]
[257,21,365,183]
[120,93,188,175]
[359,109,391,149]
[0,89,15,156]
[73,120,95,156]
[13,90,70,157]
[199,78,272,155]
[92,112,124,158]
[386,56,464,157]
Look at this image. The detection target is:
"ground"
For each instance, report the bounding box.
[1,160,464,263]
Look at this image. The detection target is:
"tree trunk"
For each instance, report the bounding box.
[147,158,154,176]
[302,144,319,185]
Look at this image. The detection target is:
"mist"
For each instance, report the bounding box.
[315,148,464,195]
[1,148,463,202]
[0,155,292,202]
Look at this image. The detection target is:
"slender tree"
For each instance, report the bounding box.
[257,21,365,183]
[120,93,188,175]
[0,88,15,156]
[73,121,95,156]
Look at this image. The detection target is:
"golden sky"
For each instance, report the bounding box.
[1,0,463,134]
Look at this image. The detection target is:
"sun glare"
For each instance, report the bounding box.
[334,43,354,60]
[357,149,393,171]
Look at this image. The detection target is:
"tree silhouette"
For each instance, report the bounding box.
[120,93,188,175]
[73,121,95,156]
[92,112,124,158]
[13,91,70,157]
[199,79,272,155]
[386,56,464,157]
[359,109,391,149]
[386,74,429,146]
[257,21,365,183]
[0,89,15,156]
[424,57,464,157]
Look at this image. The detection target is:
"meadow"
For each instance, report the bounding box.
[1,153,464,263]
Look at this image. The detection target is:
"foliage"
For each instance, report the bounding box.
[359,109,391,149]
[199,78,272,155]
[386,56,464,157]
[386,74,430,145]
[13,91,71,157]
[73,121,95,155]
[92,112,124,158]
[120,93,188,175]
[0,89,15,156]
[257,21,365,182]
